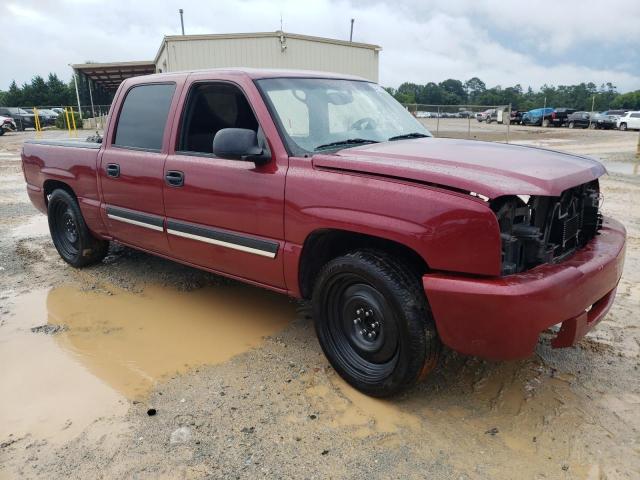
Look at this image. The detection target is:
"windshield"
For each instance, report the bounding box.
[256,78,430,154]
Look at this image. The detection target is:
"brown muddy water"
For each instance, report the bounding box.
[0,283,296,445]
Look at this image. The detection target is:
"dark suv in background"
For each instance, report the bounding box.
[567,111,592,129]
[547,108,576,127]
[0,107,36,131]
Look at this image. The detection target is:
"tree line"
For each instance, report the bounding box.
[2,73,639,112]
[0,74,77,107]
[385,77,640,111]
[0,73,112,108]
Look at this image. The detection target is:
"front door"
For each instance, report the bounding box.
[162,79,287,289]
[99,82,178,254]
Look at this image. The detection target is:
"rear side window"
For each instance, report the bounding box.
[114,83,176,151]
[631,113,640,118]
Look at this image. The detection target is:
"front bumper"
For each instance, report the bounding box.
[423,216,626,360]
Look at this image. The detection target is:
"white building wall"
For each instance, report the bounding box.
[156,33,379,82]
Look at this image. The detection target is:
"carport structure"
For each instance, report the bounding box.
[70,61,155,120]
[71,60,156,93]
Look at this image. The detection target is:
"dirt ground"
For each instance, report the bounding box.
[1,124,639,479]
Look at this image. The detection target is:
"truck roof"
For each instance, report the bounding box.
[123,67,369,86]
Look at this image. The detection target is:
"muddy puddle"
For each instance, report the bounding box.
[0,283,296,444]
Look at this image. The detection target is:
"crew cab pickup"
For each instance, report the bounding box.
[22,69,626,397]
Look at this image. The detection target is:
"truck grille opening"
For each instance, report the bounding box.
[492,180,603,275]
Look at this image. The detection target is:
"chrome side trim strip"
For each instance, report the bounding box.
[167,228,277,258]
[107,213,164,232]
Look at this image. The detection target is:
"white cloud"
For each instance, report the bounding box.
[0,0,638,92]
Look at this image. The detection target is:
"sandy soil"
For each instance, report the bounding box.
[0,126,639,479]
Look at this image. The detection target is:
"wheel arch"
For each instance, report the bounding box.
[297,228,429,299]
[43,179,76,205]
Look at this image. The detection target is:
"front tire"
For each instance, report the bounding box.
[542,119,550,128]
[568,121,575,129]
[619,123,627,131]
[312,251,440,397]
[48,189,108,267]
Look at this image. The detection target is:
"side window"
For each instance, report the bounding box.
[113,83,176,151]
[178,83,259,154]
[631,113,640,118]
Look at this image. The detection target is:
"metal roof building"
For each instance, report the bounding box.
[70,31,381,118]
[154,32,380,82]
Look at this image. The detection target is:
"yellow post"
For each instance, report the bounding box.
[33,107,41,133]
[637,130,640,158]
[64,108,72,136]
[69,106,77,135]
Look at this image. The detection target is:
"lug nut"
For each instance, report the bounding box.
[353,318,361,324]
[367,332,375,339]
[365,311,371,317]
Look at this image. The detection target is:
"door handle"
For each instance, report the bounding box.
[106,163,120,178]
[165,170,184,187]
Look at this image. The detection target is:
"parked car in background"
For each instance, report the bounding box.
[51,107,65,115]
[0,115,17,135]
[567,111,592,129]
[459,110,474,118]
[0,107,36,131]
[509,110,525,124]
[476,108,496,122]
[36,109,59,126]
[23,107,57,127]
[617,111,640,131]
[603,109,627,118]
[521,107,554,126]
[548,108,576,127]
[591,112,618,130]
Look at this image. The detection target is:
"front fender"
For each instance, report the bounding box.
[283,159,502,293]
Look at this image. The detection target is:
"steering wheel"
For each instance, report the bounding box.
[350,117,377,131]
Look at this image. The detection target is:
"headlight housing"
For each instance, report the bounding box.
[491,180,602,275]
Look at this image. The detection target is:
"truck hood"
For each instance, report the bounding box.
[312,138,606,199]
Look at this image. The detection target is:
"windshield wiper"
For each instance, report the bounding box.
[314,138,379,151]
[388,132,430,141]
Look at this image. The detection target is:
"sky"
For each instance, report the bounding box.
[1,0,639,92]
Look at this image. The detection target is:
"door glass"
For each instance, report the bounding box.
[178,83,259,154]
[113,83,176,151]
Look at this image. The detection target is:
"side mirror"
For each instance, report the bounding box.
[212,128,269,164]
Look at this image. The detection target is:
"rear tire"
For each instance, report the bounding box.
[542,119,550,128]
[619,123,627,131]
[48,189,108,267]
[312,250,440,397]
[568,121,575,129]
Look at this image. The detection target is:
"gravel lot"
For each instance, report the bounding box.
[1,125,639,479]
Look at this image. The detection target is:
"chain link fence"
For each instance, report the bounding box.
[404,104,514,143]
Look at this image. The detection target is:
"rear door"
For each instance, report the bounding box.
[162,75,288,289]
[630,113,640,129]
[99,81,182,254]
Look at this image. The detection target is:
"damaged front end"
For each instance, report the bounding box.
[492,180,603,275]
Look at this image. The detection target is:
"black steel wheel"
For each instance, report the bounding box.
[313,250,440,397]
[48,189,108,267]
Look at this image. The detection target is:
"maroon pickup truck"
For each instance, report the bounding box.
[22,69,626,396]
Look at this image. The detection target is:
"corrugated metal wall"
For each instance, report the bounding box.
[157,35,379,81]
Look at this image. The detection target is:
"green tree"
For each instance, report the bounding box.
[611,90,640,109]
[464,77,486,104]
[3,81,22,106]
